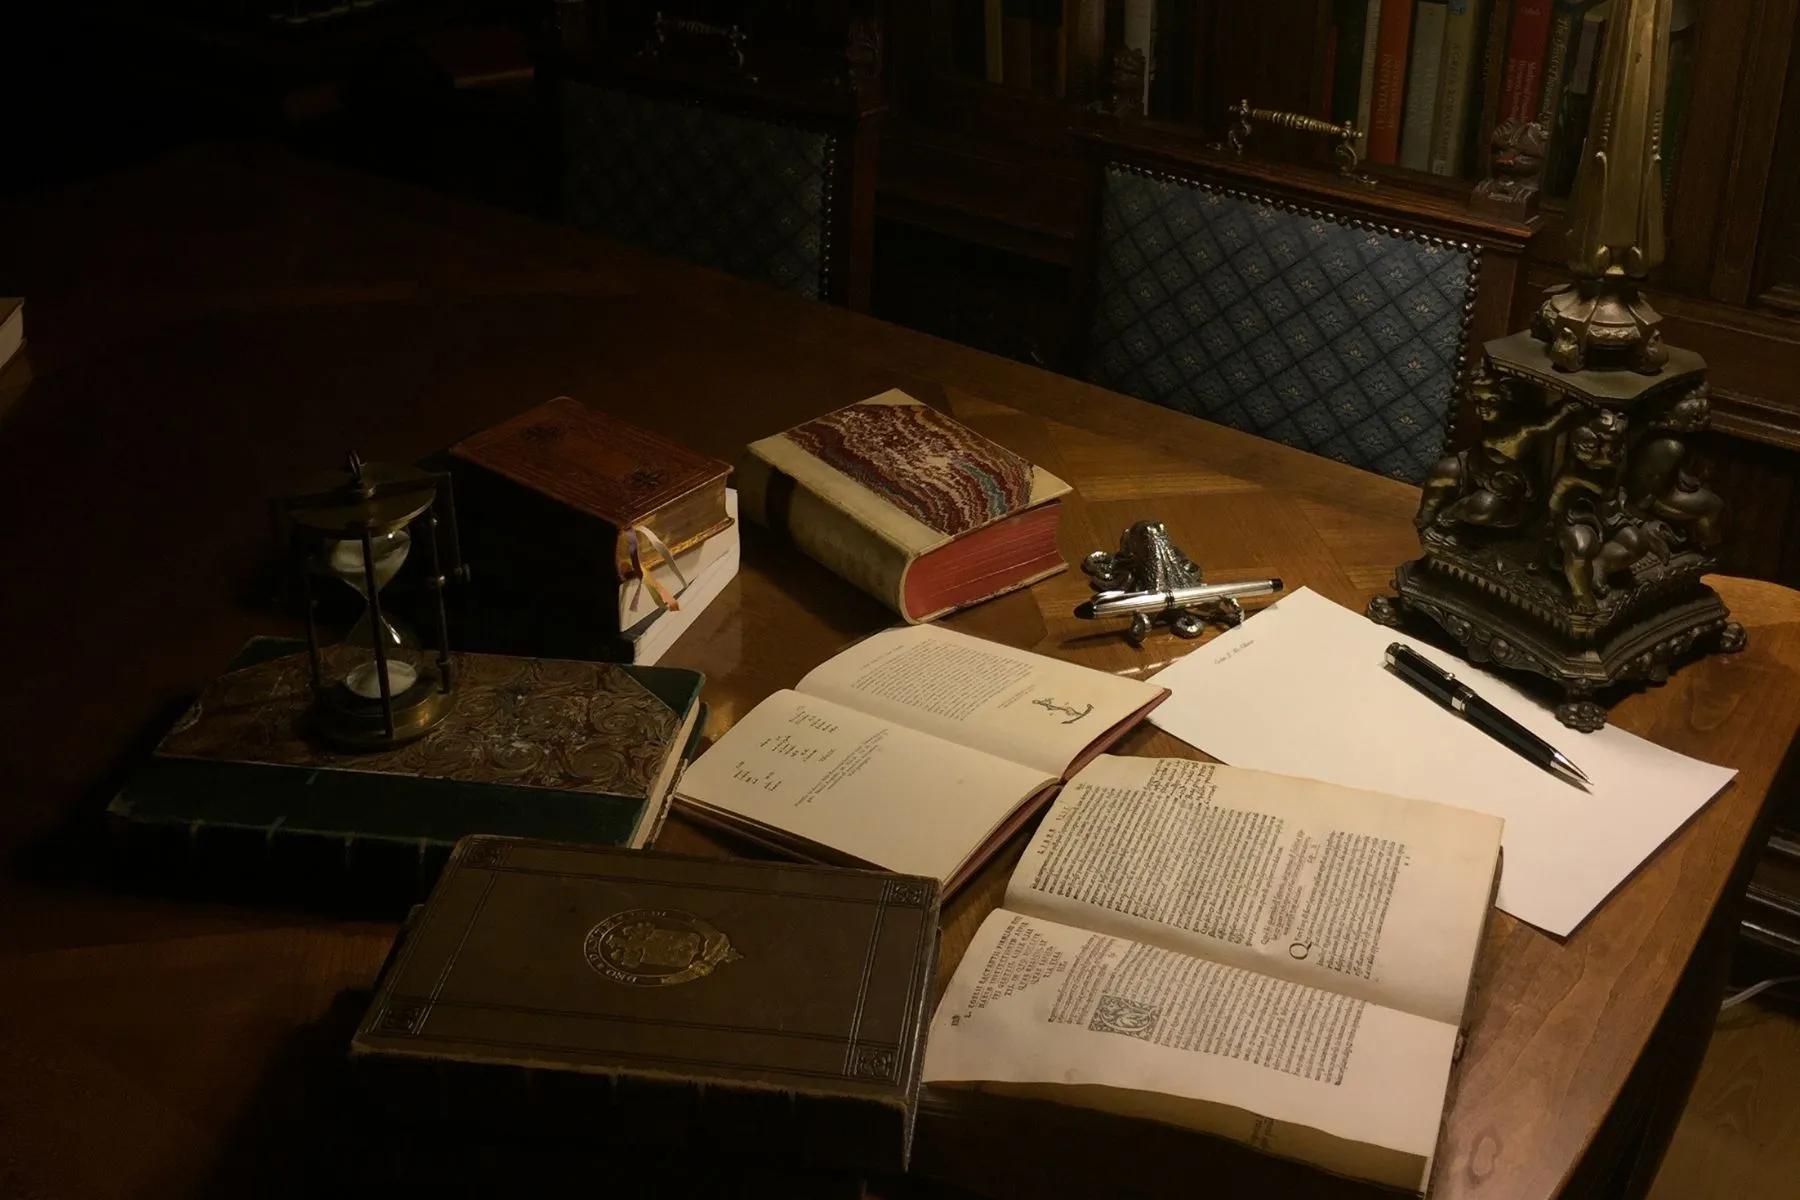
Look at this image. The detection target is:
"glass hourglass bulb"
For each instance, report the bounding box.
[325,530,420,699]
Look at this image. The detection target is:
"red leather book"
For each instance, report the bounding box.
[1500,0,1557,122]
[736,389,1071,623]
[1368,0,1416,164]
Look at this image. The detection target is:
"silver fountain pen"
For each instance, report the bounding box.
[1074,578,1284,620]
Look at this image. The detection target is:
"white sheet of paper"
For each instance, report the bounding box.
[1147,588,1737,936]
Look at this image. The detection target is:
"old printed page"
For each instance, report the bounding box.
[673,690,1054,884]
[796,624,1164,777]
[1006,756,1502,1025]
[923,910,1454,1192]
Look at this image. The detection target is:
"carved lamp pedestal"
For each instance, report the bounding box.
[1370,0,1743,730]
[1370,332,1742,731]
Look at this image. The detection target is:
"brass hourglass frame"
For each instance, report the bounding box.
[273,454,465,750]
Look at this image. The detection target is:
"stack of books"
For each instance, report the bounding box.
[450,396,739,665]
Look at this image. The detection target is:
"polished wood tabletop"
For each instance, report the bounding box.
[2,143,1797,1200]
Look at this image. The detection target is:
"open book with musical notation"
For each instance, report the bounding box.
[923,755,1505,1194]
[673,625,1167,894]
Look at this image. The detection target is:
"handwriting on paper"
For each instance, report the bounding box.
[1032,697,1093,725]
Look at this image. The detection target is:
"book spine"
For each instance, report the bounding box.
[1003,0,1035,88]
[1368,0,1415,164]
[1030,0,1065,96]
[953,0,988,77]
[1123,0,1156,111]
[1356,0,1384,148]
[1399,0,1449,170]
[1149,0,1196,121]
[1536,1,1581,145]
[1545,7,1606,196]
[109,807,450,912]
[1500,0,1556,123]
[1662,3,1697,202]
[735,453,916,621]
[1322,27,1337,120]
[1331,0,1369,125]
[985,0,1006,82]
[1428,0,1481,175]
[1070,0,1107,100]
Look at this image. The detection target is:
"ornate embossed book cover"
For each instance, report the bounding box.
[107,638,704,903]
[736,390,1071,622]
[451,396,732,573]
[448,398,734,658]
[352,837,940,1173]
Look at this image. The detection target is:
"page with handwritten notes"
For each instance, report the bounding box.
[673,690,1055,888]
[674,625,1167,893]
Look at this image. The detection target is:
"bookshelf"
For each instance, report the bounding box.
[878,0,1800,574]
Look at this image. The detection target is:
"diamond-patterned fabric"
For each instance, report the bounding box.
[562,83,833,299]
[1086,167,1476,482]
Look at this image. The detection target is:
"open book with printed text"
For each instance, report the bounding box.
[673,625,1168,893]
[922,755,1505,1194]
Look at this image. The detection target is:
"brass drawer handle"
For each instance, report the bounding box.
[1214,99,1376,188]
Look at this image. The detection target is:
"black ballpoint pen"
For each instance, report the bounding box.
[1384,643,1593,789]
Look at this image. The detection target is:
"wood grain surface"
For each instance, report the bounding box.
[1,143,1797,1200]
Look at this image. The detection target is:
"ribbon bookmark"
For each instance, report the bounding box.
[626,523,691,612]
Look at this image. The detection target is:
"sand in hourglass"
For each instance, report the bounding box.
[327,531,420,698]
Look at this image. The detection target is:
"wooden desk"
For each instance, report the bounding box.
[1,143,1796,1200]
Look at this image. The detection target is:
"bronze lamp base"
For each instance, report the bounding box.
[1370,333,1744,731]
[1370,558,1741,731]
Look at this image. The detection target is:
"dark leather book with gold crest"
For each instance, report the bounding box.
[107,638,704,904]
[448,396,733,659]
[351,837,940,1174]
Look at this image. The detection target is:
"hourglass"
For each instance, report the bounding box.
[276,453,464,749]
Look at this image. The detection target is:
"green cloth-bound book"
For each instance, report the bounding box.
[107,637,705,905]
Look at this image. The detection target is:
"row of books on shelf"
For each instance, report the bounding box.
[949,1,1182,111]
[948,0,1695,197]
[952,0,1081,97]
[1330,0,1694,192]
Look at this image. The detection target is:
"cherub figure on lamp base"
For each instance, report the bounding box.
[1368,332,1741,732]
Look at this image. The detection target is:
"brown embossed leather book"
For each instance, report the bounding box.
[351,836,940,1173]
[453,396,732,570]
[107,639,705,907]
[449,398,733,658]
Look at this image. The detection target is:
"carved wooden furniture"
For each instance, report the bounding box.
[1070,124,1536,482]
[3,142,1800,1200]
[542,5,885,308]
[875,3,1800,599]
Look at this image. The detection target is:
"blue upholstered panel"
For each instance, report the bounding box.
[562,83,834,299]
[1086,166,1476,482]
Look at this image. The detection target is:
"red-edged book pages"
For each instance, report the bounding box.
[1368,0,1416,164]
[737,389,1071,622]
